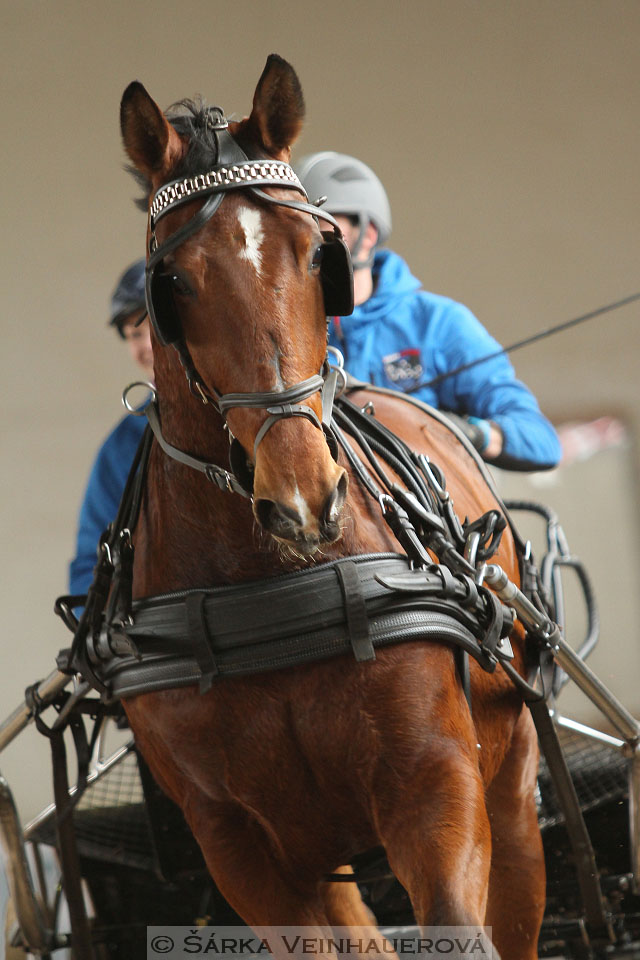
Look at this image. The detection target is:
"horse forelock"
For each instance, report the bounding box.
[127,96,231,210]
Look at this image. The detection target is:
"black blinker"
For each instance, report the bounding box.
[147,269,183,346]
[320,232,354,317]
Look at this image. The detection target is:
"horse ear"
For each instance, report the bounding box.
[120,81,184,180]
[243,54,305,159]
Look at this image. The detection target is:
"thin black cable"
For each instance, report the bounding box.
[407,291,640,394]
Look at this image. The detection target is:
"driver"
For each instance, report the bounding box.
[296,152,561,471]
[69,259,152,596]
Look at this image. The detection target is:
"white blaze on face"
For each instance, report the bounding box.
[292,484,313,529]
[237,206,265,275]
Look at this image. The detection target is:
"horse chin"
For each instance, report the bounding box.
[271,523,340,559]
[262,515,342,559]
[274,535,322,561]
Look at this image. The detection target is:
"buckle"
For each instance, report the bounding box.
[205,465,222,486]
[205,465,234,493]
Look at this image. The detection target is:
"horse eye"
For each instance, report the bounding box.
[311,245,324,271]
[171,274,192,297]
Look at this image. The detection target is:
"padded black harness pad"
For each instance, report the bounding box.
[86,554,514,699]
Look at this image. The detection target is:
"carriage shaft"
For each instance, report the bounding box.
[484,564,640,744]
[629,747,640,894]
[552,633,640,744]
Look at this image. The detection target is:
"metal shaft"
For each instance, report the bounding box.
[552,632,640,744]
[483,564,552,633]
[630,748,640,895]
[484,563,640,743]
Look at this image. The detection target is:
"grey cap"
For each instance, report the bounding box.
[109,259,146,335]
[295,152,392,243]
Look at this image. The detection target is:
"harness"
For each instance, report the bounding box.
[53,384,621,948]
[58,387,520,698]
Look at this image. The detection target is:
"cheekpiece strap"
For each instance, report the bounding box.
[144,402,251,498]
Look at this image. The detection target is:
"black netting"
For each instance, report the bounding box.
[28,749,158,872]
[537,725,629,830]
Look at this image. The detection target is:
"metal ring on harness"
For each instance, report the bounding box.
[326,346,348,398]
[122,381,157,415]
[327,345,345,369]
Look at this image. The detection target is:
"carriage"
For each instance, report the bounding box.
[1,55,639,960]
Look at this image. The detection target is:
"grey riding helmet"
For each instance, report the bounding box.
[109,258,146,337]
[295,152,392,262]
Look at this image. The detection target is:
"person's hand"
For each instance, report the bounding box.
[445,413,503,459]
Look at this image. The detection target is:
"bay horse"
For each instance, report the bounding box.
[118,55,545,959]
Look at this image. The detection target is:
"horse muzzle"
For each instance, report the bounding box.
[254,469,348,552]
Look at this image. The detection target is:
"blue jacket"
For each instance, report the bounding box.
[69,414,146,596]
[330,249,561,471]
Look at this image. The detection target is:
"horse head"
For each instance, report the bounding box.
[120,56,350,555]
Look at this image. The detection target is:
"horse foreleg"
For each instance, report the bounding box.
[320,867,399,959]
[381,753,497,959]
[484,706,546,960]
[182,794,346,960]
[320,866,376,926]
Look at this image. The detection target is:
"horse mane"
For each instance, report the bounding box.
[126,96,224,211]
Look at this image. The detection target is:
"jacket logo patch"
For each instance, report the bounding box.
[382,349,423,385]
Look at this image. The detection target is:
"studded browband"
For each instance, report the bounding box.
[150,160,307,226]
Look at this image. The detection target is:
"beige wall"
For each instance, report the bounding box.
[2,0,639,819]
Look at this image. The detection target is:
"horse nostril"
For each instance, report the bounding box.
[255,499,303,537]
[321,471,348,537]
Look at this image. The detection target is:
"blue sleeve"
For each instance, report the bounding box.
[431,304,562,470]
[68,417,144,595]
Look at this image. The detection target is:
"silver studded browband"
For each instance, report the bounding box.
[150,162,306,226]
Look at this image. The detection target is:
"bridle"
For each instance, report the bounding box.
[142,108,353,495]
